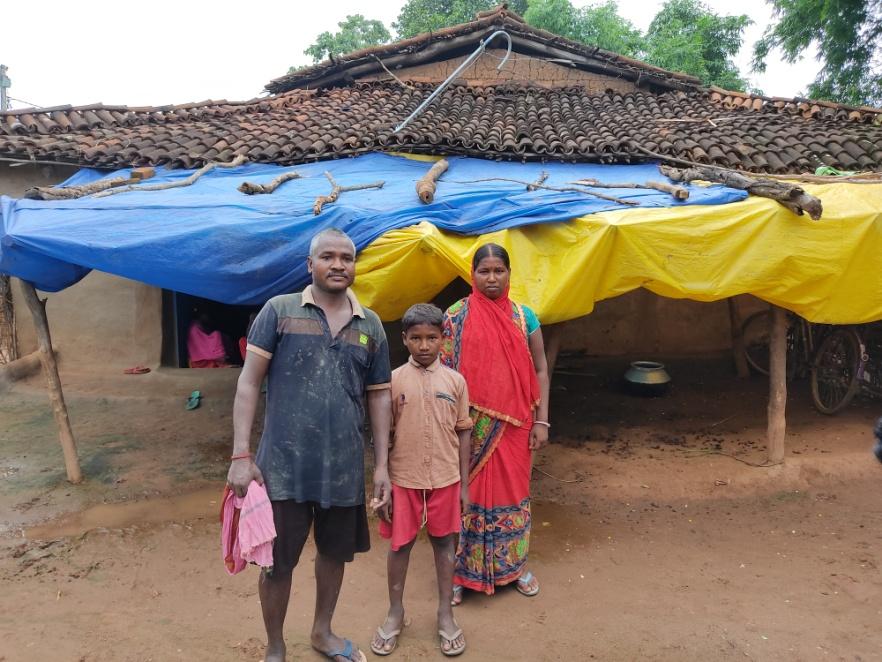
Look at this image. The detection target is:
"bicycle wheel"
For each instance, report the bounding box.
[742,310,772,376]
[741,310,799,379]
[811,328,862,415]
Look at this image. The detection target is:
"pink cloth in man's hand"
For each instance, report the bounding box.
[221,481,276,575]
[188,322,226,362]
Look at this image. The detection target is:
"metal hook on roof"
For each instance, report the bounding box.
[393,30,513,134]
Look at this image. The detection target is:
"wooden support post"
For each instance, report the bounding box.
[20,282,82,484]
[544,322,563,378]
[767,305,787,465]
[727,298,750,379]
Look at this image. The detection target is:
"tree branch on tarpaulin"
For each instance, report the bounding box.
[91,155,247,198]
[632,144,823,219]
[449,177,639,206]
[314,172,384,215]
[659,164,822,220]
[238,170,302,195]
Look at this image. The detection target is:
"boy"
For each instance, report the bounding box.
[371,303,471,657]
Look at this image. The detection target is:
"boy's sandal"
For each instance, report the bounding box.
[439,628,466,657]
[451,584,464,606]
[319,638,366,662]
[515,570,540,597]
[370,625,402,656]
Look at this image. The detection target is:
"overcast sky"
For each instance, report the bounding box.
[2,0,820,110]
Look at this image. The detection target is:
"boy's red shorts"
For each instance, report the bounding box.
[379,482,461,550]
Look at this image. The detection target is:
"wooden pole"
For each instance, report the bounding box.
[544,322,564,378]
[767,305,787,464]
[20,282,82,484]
[727,298,750,379]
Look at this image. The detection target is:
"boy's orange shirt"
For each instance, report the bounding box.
[389,356,472,490]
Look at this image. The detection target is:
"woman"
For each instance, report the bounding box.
[441,243,551,603]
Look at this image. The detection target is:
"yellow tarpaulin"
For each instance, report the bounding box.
[352,183,882,324]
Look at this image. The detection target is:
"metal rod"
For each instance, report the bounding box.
[393,30,512,134]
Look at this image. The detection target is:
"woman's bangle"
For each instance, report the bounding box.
[230,452,252,461]
[533,421,551,428]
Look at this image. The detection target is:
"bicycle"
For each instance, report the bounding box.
[811,323,882,414]
[740,309,881,415]
[741,309,818,382]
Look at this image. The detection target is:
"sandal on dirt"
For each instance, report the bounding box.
[439,628,466,657]
[370,625,402,656]
[320,638,366,662]
[451,584,464,607]
[123,365,150,375]
[185,390,202,411]
[515,570,540,597]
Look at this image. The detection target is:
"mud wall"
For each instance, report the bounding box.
[557,290,764,357]
[12,273,164,370]
[362,49,639,93]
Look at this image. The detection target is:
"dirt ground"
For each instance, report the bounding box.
[1,356,880,662]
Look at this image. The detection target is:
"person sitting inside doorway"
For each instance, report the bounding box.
[188,312,234,368]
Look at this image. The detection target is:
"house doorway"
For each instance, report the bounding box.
[161,291,261,368]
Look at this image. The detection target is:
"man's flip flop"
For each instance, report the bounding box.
[370,625,402,656]
[515,570,540,597]
[320,638,366,662]
[438,628,466,657]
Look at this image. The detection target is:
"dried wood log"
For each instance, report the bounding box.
[26,167,157,200]
[415,159,449,204]
[646,180,689,200]
[238,170,302,195]
[571,178,689,200]
[314,172,385,215]
[453,177,639,206]
[92,155,247,198]
[20,282,82,483]
[659,165,823,220]
[527,172,549,191]
[26,176,132,200]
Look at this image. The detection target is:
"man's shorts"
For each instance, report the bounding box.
[270,500,370,574]
[378,482,461,551]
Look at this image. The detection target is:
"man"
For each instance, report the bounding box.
[227,228,392,662]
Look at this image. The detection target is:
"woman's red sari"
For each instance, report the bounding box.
[442,285,539,593]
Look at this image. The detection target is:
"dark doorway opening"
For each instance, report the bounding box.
[161,291,261,368]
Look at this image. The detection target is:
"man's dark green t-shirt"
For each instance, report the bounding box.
[246,286,391,508]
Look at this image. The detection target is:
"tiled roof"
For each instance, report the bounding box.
[1,82,881,173]
[266,4,700,94]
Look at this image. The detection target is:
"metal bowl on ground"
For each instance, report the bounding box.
[624,361,672,396]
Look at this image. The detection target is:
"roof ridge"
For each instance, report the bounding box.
[265,11,702,95]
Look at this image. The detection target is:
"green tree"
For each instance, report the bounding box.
[752,0,882,106]
[523,0,580,40]
[394,0,528,39]
[302,14,391,63]
[644,0,750,90]
[524,0,643,57]
[575,2,645,57]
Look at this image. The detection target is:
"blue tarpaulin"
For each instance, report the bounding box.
[0,153,746,304]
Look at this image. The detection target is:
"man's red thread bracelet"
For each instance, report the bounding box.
[230,452,252,461]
